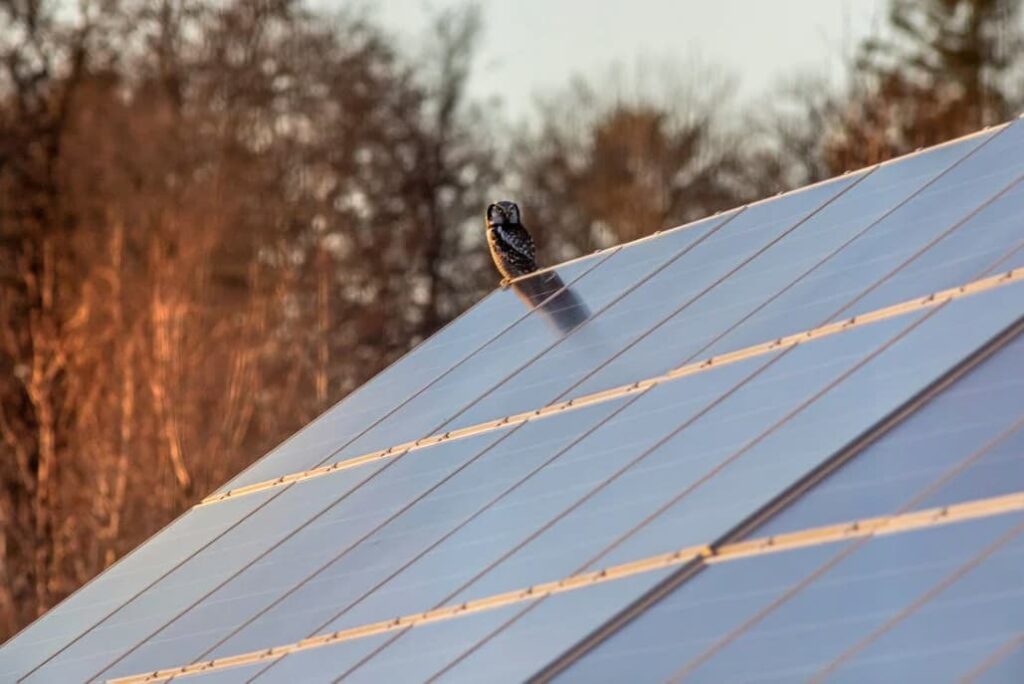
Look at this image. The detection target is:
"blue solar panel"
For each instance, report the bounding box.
[753,331,1024,537]
[971,638,1024,684]
[221,254,610,492]
[567,131,993,400]
[198,402,633,661]
[389,567,675,683]
[697,119,1024,359]
[556,512,1024,683]
[244,632,394,683]
[448,173,864,429]
[94,399,629,679]
[822,531,1024,683]
[597,281,1023,569]
[28,428,512,681]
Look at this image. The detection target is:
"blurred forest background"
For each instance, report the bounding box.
[0,0,1022,639]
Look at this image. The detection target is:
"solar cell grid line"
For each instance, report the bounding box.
[471,124,1003,417]
[527,326,1024,679]
[130,274,1024,684]
[566,143,1024,405]
[807,523,1024,682]
[739,328,1024,539]
[833,184,1024,323]
[325,285,1003,679]
[178,399,652,674]
[2,255,609,681]
[600,511,1024,684]
[424,504,1024,684]
[563,119,1022,403]
[618,331,1024,679]
[199,266,1024,508]
[44,409,630,684]
[297,207,755,470]
[417,309,1001,680]
[92,398,636,681]
[184,265,1022,516]
[81,420,539,682]
[671,511,1024,684]
[218,248,614,493]
[658,349,1024,680]
[569,191,1024,565]
[444,171,877,432]
[820,173,1024,323]
[960,633,1024,683]
[224,359,767,680]
[397,282,1024,679]
[693,117,1024,362]
[338,569,679,684]
[536,376,1024,679]
[102,491,1024,683]
[238,346,799,680]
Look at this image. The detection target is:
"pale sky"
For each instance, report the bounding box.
[334,0,891,118]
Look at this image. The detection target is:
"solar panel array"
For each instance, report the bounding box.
[2,118,1023,683]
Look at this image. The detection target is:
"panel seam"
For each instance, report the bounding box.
[201,267,1024,505]
[105,490,1024,683]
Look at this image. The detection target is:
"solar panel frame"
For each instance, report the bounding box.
[93,399,634,679]
[324,279,1024,680]
[490,129,1000,409]
[536,317,1024,682]
[750,334,1024,538]
[219,252,615,492]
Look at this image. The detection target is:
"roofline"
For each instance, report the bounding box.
[512,120,1011,285]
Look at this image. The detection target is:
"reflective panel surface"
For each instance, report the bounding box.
[452,175,863,429]
[570,133,992,399]
[557,513,1024,683]
[753,331,1024,538]
[222,255,609,491]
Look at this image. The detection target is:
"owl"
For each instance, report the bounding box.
[486,200,538,286]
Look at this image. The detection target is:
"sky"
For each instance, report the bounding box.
[341,0,891,119]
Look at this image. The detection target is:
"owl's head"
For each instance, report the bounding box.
[486,200,521,227]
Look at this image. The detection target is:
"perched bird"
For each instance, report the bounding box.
[485,200,537,286]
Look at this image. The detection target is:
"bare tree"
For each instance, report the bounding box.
[512,60,751,262]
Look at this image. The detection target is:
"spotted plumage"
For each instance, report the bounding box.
[485,200,537,286]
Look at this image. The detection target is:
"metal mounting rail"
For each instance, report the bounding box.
[200,268,1024,506]
[111,490,1024,683]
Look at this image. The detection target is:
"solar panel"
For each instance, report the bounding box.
[481,131,994,407]
[306,210,743,467]
[753,333,1024,537]
[94,400,631,680]
[221,253,612,491]
[4,119,1023,684]
[555,513,1024,683]
[545,306,1024,681]
[450,173,864,429]
[968,638,1024,683]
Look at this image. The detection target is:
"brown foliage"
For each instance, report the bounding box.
[0,0,494,637]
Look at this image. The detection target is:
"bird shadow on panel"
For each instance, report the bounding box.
[511,270,590,336]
